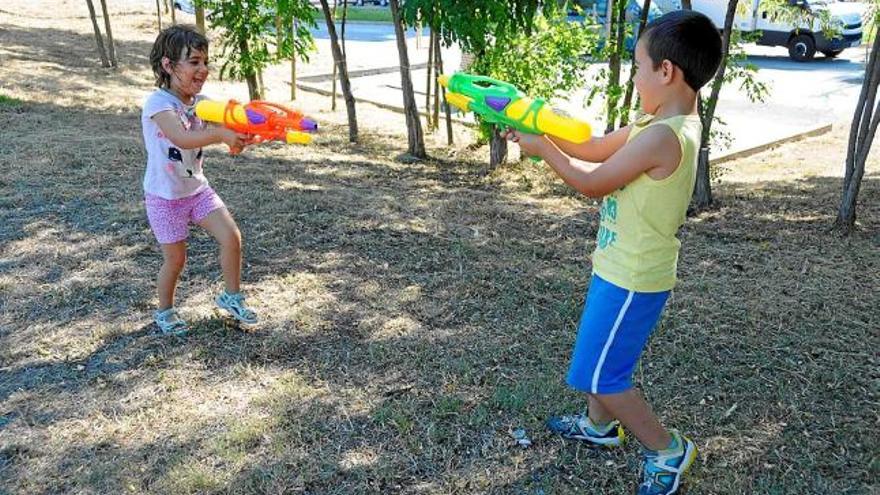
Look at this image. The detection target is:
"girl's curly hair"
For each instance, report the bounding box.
[149,25,208,88]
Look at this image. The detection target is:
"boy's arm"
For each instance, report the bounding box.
[152,110,247,151]
[524,125,681,198]
[547,124,633,163]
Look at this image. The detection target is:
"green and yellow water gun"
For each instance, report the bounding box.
[437,72,592,144]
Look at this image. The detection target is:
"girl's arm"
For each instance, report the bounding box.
[152,110,248,151]
[511,126,681,198]
[546,124,632,163]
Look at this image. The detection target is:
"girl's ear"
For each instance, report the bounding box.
[161,56,173,74]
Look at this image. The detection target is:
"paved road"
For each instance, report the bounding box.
[712,44,867,155]
[730,44,868,122]
[310,20,418,41]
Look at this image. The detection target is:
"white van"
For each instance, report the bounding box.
[692,0,864,61]
[174,0,195,15]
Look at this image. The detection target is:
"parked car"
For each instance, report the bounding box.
[572,0,664,51]
[174,0,195,15]
[692,0,864,61]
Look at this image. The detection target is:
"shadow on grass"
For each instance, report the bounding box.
[1,35,878,492]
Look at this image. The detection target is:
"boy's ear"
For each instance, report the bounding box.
[660,59,676,84]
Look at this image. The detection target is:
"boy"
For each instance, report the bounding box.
[506,10,722,495]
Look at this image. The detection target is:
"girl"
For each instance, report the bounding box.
[142,25,257,334]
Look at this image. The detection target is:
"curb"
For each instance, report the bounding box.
[709,123,833,165]
[298,63,428,83]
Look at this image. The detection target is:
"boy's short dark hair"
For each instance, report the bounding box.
[641,10,722,92]
[149,25,209,88]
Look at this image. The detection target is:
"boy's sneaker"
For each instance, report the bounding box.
[215,290,258,325]
[546,413,625,447]
[154,308,189,336]
[637,430,698,495]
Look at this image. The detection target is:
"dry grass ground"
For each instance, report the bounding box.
[1,2,878,494]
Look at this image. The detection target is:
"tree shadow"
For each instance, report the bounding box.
[0,24,154,100]
[1,19,878,494]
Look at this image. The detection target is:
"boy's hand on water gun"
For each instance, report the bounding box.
[504,129,550,159]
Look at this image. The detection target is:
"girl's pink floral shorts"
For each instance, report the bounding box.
[144,187,225,244]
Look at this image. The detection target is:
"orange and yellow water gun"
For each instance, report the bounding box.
[438,73,592,144]
[194,99,317,153]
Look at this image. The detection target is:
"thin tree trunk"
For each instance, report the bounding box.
[341,0,348,61]
[835,33,880,232]
[389,0,426,158]
[331,66,338,110]
[849,36,880,185]
[156,0,163,31]
[275,13,283,52]
[291,54,297,100]
[239,38,260,99]
[195,6,206,34]
[330,0,338,110]
[98,0,117,67]
[620,0,651,126]
[693,0,737,209]
[605,0,627,133]
[291,18,297,100]
[338,0,350,108]
[319,0,358,142]
[432,31,441,132]
[425,29,435,130]
[170,0,177,24]
[434,31,453,145]
[489,128,508,169]
[85,0,110,67]
[604,0,614,40]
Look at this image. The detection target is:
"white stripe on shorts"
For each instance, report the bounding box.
[591,290,635,393]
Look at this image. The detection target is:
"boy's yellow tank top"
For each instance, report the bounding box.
[591,114,701,293]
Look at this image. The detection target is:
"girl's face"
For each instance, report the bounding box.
[163,47,209,101]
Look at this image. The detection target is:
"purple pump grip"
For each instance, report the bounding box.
[484,96,511,112]
[245,108,267,124]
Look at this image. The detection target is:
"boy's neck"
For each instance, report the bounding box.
[653,93,698,119]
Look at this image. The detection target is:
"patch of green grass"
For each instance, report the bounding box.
[0,94,22,107]
[372,401,415,435]
[212,419,268,461]
[489,375,576,420]
[164,464,224,494]
[431,395,464,420]
[333,6,393,23]
[467,402,491,426]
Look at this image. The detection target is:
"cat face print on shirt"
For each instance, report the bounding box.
[159,105,206,179]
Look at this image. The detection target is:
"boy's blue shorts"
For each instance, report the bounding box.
[567,274,670,394]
